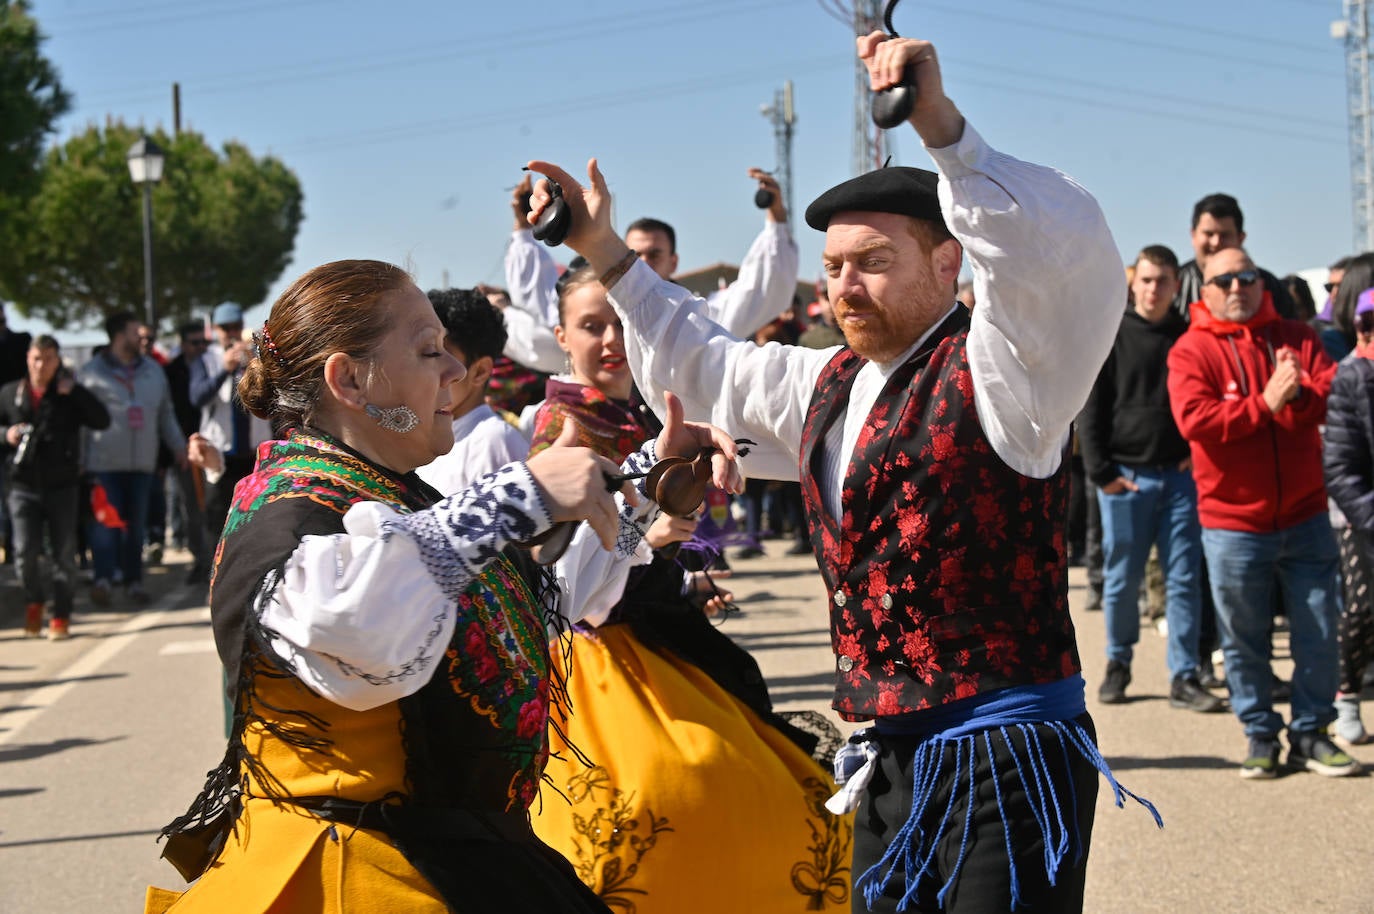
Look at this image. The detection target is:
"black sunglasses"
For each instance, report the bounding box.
[1325,282,1340,294]
[1207,270,1260,290]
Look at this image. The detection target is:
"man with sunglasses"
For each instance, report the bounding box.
[1171,193,1297,322]
[1167,247,1357,780]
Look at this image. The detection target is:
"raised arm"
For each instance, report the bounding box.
[704,170,800,339]
[860,31,1125,478]
[500,299,566,374]
[523,158,833,482]
[504,174,561,328]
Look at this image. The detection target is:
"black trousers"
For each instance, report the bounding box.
[853,716,1100,913]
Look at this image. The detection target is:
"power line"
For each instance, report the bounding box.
[73,0,793,109]
[267,50,1341,159]
[963,58,1343,130]
[72,0,1339,118]
[917,0,1341,79]
[997,0,1332,56]
[39,0,335,38]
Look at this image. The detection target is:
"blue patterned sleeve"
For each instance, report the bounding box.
[379,461,552,602]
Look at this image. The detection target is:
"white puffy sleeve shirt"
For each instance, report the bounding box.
[257,446,658,712]
[611,121,1124,494]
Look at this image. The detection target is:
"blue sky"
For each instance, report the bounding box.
[21,0,1354,337]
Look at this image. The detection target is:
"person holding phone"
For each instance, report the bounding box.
[0,335,110,638]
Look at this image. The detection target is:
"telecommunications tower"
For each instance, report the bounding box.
[1336,1,1374,251]
[760,81,797,227]
[819,0,889,176]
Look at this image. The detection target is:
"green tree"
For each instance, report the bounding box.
[0,1,71,241]
[1,122,304,328]
[0,1,69,193]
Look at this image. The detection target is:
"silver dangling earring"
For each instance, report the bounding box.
[364,403,420,433]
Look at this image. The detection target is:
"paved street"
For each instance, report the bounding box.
[1,544,1371,912]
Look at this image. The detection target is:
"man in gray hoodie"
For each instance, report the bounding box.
[79,312,186,604]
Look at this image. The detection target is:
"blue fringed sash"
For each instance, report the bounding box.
[851,675,1163,911]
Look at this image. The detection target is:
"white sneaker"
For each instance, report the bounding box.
[1334,695,1369,749]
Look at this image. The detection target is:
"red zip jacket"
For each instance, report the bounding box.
[1166,294,1337,532]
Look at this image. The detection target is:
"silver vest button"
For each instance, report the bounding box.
[838,655,855,672]
[834,591,847,608]
[880,593,893,610]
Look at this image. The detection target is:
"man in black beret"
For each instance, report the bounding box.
[529,29,1158,914]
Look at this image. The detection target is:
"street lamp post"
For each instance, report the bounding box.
[126,136,165,331]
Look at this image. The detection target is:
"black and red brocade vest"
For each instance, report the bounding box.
[799,308,1081,722]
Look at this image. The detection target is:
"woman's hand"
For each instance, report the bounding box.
[523,157,632,275]
[655,391,745,495]
[688,569,735,618]
[645,511,697,550]
[526,420,639,550]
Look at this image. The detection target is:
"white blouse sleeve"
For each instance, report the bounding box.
[553,441,658,626]
[934,123,1126,478]
[259,461,554,711]
[703,220,801,339]
[258,448,658,710]
[609,259,836,483]
[504,228,561,328]
[501,303,567,375]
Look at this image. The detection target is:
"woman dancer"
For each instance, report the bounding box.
[146,259,741,914]
[522,263,853,913]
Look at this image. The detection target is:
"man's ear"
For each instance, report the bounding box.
[322,352,367,412]
[932,238,963,287]
[467,355,495,389]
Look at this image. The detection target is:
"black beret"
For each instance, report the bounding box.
[804,166,945,232]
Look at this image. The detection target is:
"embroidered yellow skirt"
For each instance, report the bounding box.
[533,623,853,912]
[143,797,446,914]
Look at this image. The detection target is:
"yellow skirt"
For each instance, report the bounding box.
[144,798,445,914]
[533,624,853,913]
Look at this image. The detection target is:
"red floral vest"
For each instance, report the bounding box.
[799,308,1080,721]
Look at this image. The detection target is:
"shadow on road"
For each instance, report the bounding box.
[0,735,125,764]
[0,672,127,693]
[1104,753,1236,771]
[0,826,161,849]
[0,786,44,799]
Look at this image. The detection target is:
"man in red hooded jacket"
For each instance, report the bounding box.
[1167,246,1359,780]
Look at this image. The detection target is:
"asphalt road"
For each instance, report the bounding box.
[1,544,1371,912]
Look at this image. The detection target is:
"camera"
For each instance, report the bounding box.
[12,423,35,470]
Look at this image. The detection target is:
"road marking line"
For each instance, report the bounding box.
[159,639,216,656]
[0,609,172,747]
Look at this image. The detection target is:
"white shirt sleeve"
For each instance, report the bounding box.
[609,260,835,483]
[935,123,1126,478]
[500,303,567,374]
[259,461,554,711]
[416,411,531,495]
[703,220,801,339]
[258,447,657,710]
[504,228,561,328]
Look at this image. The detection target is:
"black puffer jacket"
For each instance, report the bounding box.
[0,374,111,490]
[1323,353,1374,532]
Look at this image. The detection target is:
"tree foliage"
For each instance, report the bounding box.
[0,1,69,195]
[1,122,304,329]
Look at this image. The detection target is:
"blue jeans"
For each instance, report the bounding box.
[1201,513,1341,737]
[1098,465,1203,680]
[87,471,155,586]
